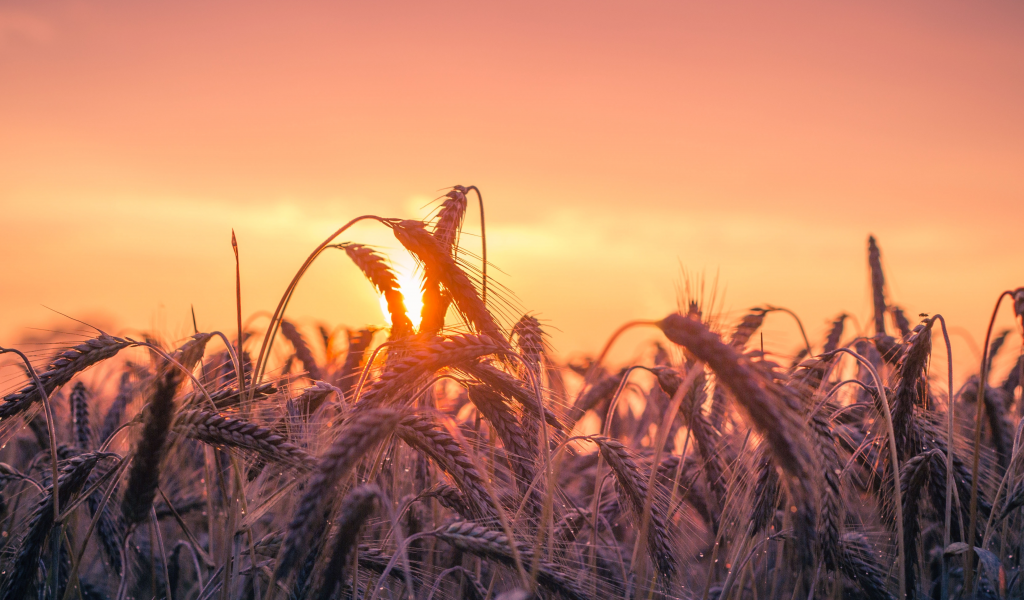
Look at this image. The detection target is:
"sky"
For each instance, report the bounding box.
[2,0,1022,382]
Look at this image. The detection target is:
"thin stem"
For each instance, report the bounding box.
[350,339,399,404]
[830,347,905,599]
[601,365,655,437]
[632,361,704,582]
[438,416,529,588]
[576,320,659,402]
[232,230,246,409]
[57,454,122,521]
[152,506,174,600]
[368,532,431,600]
[209,330,245,397]
[766,306,813,356]
[61,457,132,600]
[465,186,487,306]
[930,315,954,600]
[965,290,1014,596]
[251,215,389,398]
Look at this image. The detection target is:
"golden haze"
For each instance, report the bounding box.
[1,0,1023,379]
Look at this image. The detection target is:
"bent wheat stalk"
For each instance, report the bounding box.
[827,347,905,599]
[251,215,392,398]
[965,290,1017,595]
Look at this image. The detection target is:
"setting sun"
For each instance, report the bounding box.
[378,263,425,331]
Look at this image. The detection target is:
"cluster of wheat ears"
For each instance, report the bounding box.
[0,186,1022,600]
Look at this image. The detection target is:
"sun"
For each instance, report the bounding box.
[378,261,424,331]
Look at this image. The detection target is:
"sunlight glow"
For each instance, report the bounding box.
[378,261,425,331]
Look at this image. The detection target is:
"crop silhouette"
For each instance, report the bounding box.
[0,187,1022,600]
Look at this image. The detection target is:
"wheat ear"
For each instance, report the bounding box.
[120,367,183,529]
[276,408,400,579]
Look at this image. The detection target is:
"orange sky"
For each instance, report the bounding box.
[2,1,1022,381]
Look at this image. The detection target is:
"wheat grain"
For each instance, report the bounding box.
[313,485,381,600]
[656,312,818,567]
[100,372,134,445]
[431,521,589,600]
[174,409,317,470]
[2,453,102,600]
[336,244,415,339]
[70,382,92,452]
[280,321,323,380]
[120,367,183,529]
[277,408,400,579]
[591,435,675,580]
[391,220,506,345]
[395,412,494,519]
[0,334,131,421]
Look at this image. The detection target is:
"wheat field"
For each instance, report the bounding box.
[0,186,1022,600]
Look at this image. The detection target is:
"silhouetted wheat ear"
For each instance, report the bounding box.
[276,408,401,580]
[591,435,676,580]
[280,320,323,380]
[891,305,912,338]
[868,235,888,336]
[421,482,472,520]
[912,418,989,534]
[654,367,725,512]
[100,371,133,444]
[468,385,539,512]
[181,381,276,409]
[749,450,780,537]
[174,409,317,470]
[658,313,817,476]
[961,377,1013,471]
[462,361,563,431]
[337,243,415,339]
[730,307,769,348]
[291,380,344,414]
[391,220,507,345]
[169,332,212,372]
[2,453,102,600]
[0,333,131,421]
[839,532,895,600]
[809,408,843,571]
[337,327,376,393]
[892,319,932,458]
[823,313,847,353]
[900,448,937,596]
[120,366,183,529]
[423,190,469,333]
[512,314,544,374]
[413,191,468,335]
[355,544,419,588]
[432,521,589,600]
[395,412,494,519]
[360,333,505,405]
[313,485,381,600]
[656,312,818,567]
[432,188,468,254]
[287,503,333,600]
[70,382,93,451]
[87,482,125,576]
[569,367,627,426]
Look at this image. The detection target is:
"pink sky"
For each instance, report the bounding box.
[2,0,1022,380]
